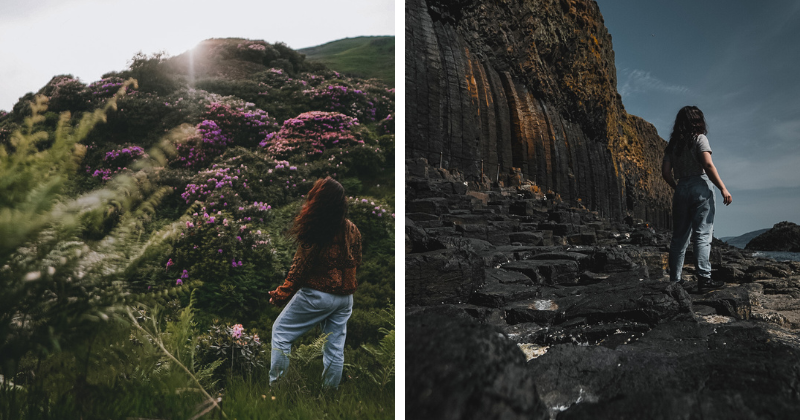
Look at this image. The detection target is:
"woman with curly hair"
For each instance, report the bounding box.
[268,177,361,388]
[662,106,732,292]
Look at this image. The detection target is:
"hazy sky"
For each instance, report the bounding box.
[0,0,395,112]
[597,0,800,237]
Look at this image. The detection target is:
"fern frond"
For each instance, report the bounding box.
[291,332,330,367]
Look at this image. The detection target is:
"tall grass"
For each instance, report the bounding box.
[0,297,394,420]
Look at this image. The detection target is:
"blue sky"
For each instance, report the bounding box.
[0,0,395,112]
[596,0,800,238]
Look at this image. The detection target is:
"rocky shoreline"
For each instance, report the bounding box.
[747,221,800,253]
[406,159,800,419]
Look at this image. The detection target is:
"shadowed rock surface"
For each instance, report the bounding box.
[406,314,550,420]
[405,0,800,417]
[405,165,800,419]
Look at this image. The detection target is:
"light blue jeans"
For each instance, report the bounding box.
[270,287,353,388]
[669,174,716,282]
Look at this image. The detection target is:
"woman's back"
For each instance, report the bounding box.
[299,219,362,295]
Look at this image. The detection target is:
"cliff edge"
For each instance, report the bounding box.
[406,0,671,226]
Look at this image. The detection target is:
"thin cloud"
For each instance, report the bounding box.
[717,152,800,191]
[619,69,690,97]
[769,118,800,145]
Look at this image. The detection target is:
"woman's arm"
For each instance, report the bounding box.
[269,246,309,305]
[661,158,677,189]
[699,151,733,205]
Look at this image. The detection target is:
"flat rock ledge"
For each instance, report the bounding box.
[406,160,800,419]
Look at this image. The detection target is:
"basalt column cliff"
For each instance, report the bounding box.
[406,0,671,226]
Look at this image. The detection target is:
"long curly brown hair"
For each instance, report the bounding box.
[289,177,347,246]
[665,105,708,157]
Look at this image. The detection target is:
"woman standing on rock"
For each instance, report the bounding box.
[661,106,732,292]
[268,177,361,388]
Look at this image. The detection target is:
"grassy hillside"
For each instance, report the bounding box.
[300,36,395,86]
[0,38,394,419]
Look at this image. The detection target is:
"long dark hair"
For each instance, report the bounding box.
[665,106,708,157]
[290,177,347,246]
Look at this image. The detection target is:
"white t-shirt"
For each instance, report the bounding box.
[664,134,712,180]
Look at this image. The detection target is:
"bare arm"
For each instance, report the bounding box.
[661,158,677,189]
[699,151,733,205]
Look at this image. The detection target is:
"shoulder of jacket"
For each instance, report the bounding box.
[346,219,361,236]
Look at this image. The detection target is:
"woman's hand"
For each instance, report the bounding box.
[699,152,732,205]
[721,188,732,206]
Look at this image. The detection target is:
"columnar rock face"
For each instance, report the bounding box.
[406,0,672,227]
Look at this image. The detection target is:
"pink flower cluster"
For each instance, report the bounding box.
[238,41,267,52]
[181,167,237,203]
[378,113,395,135]
[197,120,230,147]
[88,145,147,182]
[104,146,146,162]
[231,324,244,339]
[87,77,130,99]
[173,103,275,168]
[351,197,395,219]
[42,75,86,103]
[303,84,377,121]
[260,111,362,158]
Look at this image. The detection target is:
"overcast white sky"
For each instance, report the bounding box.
[0,0,395,111]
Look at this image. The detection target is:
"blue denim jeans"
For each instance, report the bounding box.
[669,174,716,281]
[270,287,353,388]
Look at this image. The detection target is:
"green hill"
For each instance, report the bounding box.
[300,36,395,86]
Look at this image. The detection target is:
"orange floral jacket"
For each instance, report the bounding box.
[269,219,362,305]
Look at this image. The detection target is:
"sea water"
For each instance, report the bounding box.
[751,251,800,263]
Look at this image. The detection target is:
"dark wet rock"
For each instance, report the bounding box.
[406,246,485,306]
[756,277,800,296]
[405,217,446,254]
[531,252,594,271]
[629,227,657,245]
[509,231,546,246]
[566,231,597,246]
[690,284,755,319]
[715,263,747,283]
[442,213,488,226]
[406,212,439,222]
[406,303,505,326]
[505,276,690,327]
[502,259,581,285]
[470,269,539,307]
[406,314,550,420]
[407,197,451,215]
[593,247,644,272]
[532,321,800,420]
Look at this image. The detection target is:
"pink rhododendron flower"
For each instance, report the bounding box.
[231,324,244,338]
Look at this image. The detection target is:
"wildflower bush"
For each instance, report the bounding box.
[378,113,394,135]
[87,144,147,181]
[200,102,276,148]
[196,321,266,378]
[168,208,279,316]
[260,111,362,158]
[37,75,90,114]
